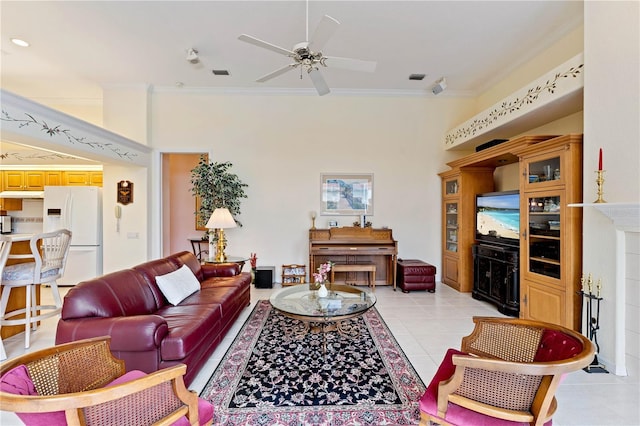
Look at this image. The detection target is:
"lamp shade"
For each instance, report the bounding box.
[205,208,237,229]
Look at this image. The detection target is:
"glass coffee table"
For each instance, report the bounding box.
[269,284,377,352]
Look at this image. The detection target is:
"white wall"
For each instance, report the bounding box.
[582,0,640,375]
[101,164,149,272]
[148,92,475,280]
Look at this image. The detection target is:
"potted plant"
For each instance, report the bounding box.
[190,156,248,238]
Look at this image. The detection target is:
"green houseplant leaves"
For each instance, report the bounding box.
[191,156,248,231]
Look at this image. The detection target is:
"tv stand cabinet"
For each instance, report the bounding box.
[438,135,556,293]
[472,244,520,317]
[439,134,583,330]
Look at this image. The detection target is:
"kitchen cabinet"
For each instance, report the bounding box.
[45,171,63,186]
[0,198,22,211]
[0,173,22,210]
[2,170,45,190]
[62,171,103,186]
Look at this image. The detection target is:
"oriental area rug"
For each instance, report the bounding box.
[200,300,425,426]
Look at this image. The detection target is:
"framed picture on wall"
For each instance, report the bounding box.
[320,173,373,215]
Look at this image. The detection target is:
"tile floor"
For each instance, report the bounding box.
[1,283,638,425]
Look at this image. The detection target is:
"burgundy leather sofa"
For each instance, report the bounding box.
[55,251,250,385]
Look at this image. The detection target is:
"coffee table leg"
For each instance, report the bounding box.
[336,320,360,338]
[286,320,310,340]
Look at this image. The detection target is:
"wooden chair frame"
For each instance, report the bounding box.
[0,229,72,348]
[420,317,595,426]
[0,336,210,426]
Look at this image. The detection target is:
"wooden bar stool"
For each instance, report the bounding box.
[0,229,71,349]
[0,236,12,360]
[331,264,376,291]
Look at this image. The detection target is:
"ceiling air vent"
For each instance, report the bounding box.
[409,73,426,81]
[212,69,230,76]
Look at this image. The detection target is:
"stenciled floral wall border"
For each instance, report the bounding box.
[445,56,584,147]
[0,149,78,162]
[1,110,139,162]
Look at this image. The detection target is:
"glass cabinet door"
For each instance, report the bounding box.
[526,194,561,279]
[445,202,458,253]
[445,178,459,195]
[526,155,562,185]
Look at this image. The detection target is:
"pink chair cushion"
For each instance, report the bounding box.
[534,329,583,362]
[0,364,66,426]
[0,367,213,426]
[419,348,552,426]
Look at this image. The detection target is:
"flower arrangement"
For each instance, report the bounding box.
[249,253,257,269]
[313,261,333,284]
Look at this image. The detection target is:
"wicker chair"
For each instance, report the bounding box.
[0,336,213,426]
[419,317,595,426]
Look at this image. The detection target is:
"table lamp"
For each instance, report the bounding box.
[206,208,237,262]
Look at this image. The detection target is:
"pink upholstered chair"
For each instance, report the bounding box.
[0,336,213,426]
[419,317,595,426]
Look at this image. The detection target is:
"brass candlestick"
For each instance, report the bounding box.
[594,170,606,203]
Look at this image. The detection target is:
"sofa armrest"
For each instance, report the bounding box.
[201,263,240,279]
[56,315,169,351]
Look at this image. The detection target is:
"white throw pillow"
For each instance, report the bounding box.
[155,264,201,306]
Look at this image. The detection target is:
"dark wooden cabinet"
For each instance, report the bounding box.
[472,244,520,317]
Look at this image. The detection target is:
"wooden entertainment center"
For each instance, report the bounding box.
[439,134,583,330]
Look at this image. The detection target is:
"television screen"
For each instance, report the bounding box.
[476,191,520,247]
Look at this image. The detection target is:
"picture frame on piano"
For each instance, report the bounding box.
[320,173,373,215]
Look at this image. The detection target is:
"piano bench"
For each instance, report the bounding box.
[396,259,436,293]
[330,264,376,291]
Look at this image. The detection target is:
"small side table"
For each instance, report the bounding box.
[188,238,209,261]
[202,256,249,271]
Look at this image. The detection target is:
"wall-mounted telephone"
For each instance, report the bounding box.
[115,205,122,232]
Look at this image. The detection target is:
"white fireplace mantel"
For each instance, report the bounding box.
[569,202,640,232]
[570,202,639,376]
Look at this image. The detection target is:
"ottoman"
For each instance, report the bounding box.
[396,259,436,293]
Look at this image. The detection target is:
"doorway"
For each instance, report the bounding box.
[161,153,207,257]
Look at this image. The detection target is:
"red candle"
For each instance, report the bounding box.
[598,148,603,171]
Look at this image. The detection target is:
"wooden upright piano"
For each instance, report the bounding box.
[309,227,398,289]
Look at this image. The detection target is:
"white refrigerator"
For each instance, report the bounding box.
[43,186,103,286]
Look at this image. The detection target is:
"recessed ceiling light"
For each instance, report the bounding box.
[10,38,30,47]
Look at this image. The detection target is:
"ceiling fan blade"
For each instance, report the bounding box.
[238,34,294,56]
[256,64,298,82]
[324,56,377,73]
[308,68,330,96]
[308,15,340,51]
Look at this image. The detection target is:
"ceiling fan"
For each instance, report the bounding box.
[238,6,377,96]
